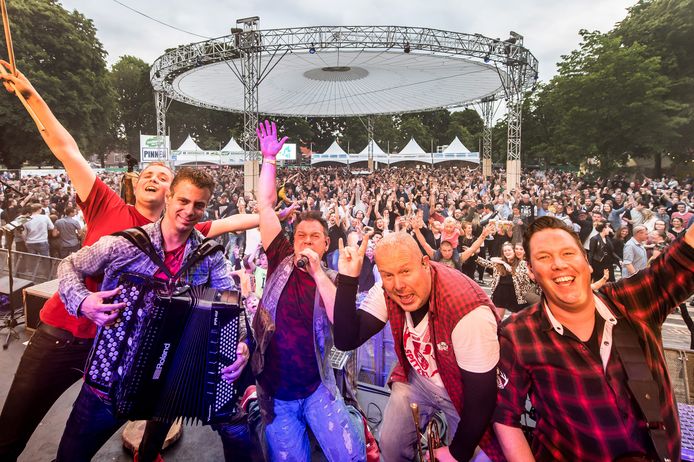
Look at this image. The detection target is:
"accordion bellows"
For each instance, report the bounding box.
[86,273,243,425]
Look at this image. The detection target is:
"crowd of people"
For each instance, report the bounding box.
[1,60,694,462]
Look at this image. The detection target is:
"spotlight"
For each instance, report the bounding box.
[483,53,491,63]
[309,43,316,54]
[404,42,411,53]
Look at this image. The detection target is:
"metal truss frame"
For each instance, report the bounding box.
[150,25,538,115]
[477,96,498,178]
[150,25,538,178]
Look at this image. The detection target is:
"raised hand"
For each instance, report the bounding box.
[338,235,369,278]
[0,60,35,98]
[256,120,288,160]
[277,202,300,222]
[79,286,126,327]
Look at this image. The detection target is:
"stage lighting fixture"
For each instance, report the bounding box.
[483,53,491,63]
[309,43,316,54]
[404,42,411,53]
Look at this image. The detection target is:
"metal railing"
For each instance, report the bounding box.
[0,249,62,284]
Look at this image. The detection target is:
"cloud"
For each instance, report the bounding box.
[59,0,634,80]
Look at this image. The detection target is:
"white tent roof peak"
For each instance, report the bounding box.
[221,137,244,152]
[322,140,347,155]
[176,135,203,151]
[399,138,427,155]
[443,136,471,153]
[359,140,386,155]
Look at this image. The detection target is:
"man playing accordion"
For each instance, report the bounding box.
[53,168,250,462]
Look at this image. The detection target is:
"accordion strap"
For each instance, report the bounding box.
[113,228,224,285]
[173,238,224,281]
[612,320,670,462]
[114,227,173,279]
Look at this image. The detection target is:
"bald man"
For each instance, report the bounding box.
[334,233,502,462]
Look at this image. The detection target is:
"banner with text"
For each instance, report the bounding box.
[140,135,171,163]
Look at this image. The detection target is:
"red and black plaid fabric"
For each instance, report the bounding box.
[494,237,694,461]
[385,262,505,461]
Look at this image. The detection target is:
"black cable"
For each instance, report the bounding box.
[110,0,212,39]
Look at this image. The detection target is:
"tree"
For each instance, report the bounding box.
[399,115,430,150]
[0,0,115,168]
[109,56,155,156]
[541,30,682,171]
[166,101,243,151]
[448,108,483,150]
[614,0,694,170]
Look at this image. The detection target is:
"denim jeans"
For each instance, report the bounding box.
[379,370,460,462]
[26,241,50,257]
[0,326,91,462]
[55,384,125,462]
[264,384,365,462]
[213,399,264,462]
[55,385,183,462]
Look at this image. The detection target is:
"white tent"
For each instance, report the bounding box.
[221,137,244,152]
[359,140,387,156]
[176,135,203,152]
[398,138,427,155]
[311,140,349,165]
[442,136,471,154]
[433,136,479,164]
[322,140,348,155]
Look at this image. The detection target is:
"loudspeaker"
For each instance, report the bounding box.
[0,276,33,314]
[356,381,391,439]
[23,278,59,332]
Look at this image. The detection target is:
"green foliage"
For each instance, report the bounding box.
[0,0,114,168]
[109,56,155,156]
[510,27,684,172]
[614,0,694,164]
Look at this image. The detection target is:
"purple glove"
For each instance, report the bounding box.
[256,120,288,160]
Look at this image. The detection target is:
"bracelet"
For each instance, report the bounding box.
[263,158,276,165]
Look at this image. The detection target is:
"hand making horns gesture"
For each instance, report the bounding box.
[338,233,370,278]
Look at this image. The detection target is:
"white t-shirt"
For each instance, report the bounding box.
[360,282,499,388]
[23,214,54,244]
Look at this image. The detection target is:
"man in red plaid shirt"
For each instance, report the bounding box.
[494,216,694,462]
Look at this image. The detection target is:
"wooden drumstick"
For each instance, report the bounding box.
[1,0,16,75]
[0,63,46,131]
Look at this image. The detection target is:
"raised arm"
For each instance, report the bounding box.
[411,217,435,258]
[460,224,493,262]
[1,62,96,202]
[256,120,288,250]
[334,237,386,349]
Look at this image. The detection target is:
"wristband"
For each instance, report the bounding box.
[263,158,276,165]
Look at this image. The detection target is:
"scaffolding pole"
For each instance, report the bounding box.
[237,16,261,195]
[479,97,495,178]
[367,116,374,171]
[154,91,170,168]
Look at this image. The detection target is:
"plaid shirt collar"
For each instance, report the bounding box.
[543,295,619,371]
[542,295,618,335]
[148,217,204,260]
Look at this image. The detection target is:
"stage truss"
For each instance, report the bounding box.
[151,23,538,188]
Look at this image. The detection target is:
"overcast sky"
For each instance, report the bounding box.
[58,0,636,81]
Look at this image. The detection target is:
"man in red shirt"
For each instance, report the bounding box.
[0,62,261,462]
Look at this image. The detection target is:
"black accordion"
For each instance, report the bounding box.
[85,272,243,425]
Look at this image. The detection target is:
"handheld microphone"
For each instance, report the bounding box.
[297,255,309,269]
